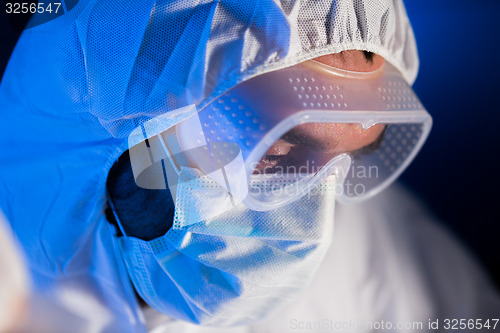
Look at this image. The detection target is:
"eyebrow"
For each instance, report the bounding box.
[363,51,375,64]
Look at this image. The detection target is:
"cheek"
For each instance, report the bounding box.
[288,123,385,154]
[336,123,385,152]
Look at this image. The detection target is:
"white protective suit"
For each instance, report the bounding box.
[0,212,29,333]
[0,0,498,332]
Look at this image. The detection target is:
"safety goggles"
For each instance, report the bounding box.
[130,59,431,211]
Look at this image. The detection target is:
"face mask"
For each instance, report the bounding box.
[112,165,342,326]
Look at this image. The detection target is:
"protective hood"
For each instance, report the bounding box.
[3,0,418,137]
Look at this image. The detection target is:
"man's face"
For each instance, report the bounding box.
[254,50,386,174]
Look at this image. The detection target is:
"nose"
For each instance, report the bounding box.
[281,123,386,154]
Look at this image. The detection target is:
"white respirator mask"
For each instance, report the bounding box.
[110,163,341,326]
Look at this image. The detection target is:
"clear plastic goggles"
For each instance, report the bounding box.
[130,60,432,211]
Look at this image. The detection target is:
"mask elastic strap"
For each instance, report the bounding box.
[106,191,129,237]
[157,134,181,176]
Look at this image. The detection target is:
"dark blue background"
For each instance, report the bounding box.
[1,1,499,285]
[402,0,500,285]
